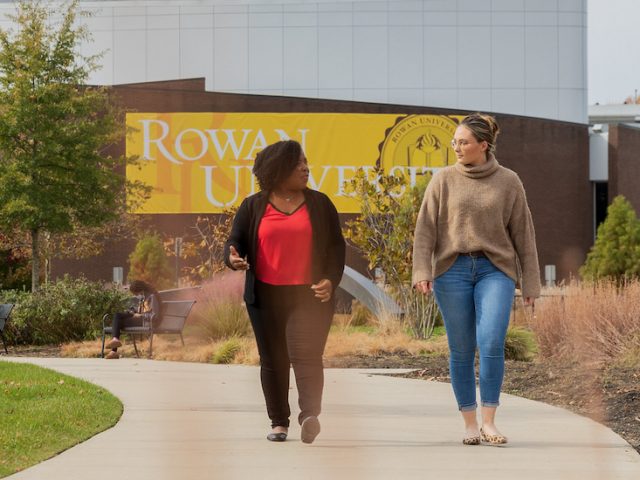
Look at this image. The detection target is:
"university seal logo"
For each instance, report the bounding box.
[378,115,459,171]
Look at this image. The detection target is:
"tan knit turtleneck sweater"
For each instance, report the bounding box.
[412,155,541,298]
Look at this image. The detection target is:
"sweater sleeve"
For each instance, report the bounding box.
[412,174,440,286]
[508,177,541,298]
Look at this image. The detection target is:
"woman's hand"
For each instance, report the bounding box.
[415,280,433,295]
[311,279,333,302]
[229,246,250,271]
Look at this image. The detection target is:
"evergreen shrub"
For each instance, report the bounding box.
[128,233,173,289]
[580,195,640,281]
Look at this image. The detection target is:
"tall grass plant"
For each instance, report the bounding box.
[530,280,640,363]
[191,271,251,340]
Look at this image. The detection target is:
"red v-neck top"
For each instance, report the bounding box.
[255,202,313,285]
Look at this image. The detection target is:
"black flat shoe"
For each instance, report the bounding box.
[267,432,287,442]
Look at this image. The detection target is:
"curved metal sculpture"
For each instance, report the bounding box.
[338,266,403,318]
[160,272,404,320]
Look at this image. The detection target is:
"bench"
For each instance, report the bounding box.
[101,299,196,358]
[0,304,14,354]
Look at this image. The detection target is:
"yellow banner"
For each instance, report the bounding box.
[126,113,463,213]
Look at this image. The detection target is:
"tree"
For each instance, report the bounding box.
[42,213,146,283]
[164,209,237,286]
[0,231,30,289]
[580,195,640,281]
[343,167,439,338]
[128,233,173,290]
[0,1,148,290]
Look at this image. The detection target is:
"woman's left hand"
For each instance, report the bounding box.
[311,279,333,302]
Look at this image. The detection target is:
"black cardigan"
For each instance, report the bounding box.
[224,189,346,305]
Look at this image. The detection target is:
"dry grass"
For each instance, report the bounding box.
[529,280,640,365]
[325,328,448,358]
[329,312,448,357]
[62,311,447,364]
[62,335,260,365]
[617,335,640,367]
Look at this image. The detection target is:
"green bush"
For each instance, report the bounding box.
[0,276,130,345]
[128,233,173,289]
[343,170,442,339]
[211,337,241,364]
[504,326,538,362]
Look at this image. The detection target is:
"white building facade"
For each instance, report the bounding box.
[0,0,588,122]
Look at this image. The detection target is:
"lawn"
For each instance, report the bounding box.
[0,361,122,478]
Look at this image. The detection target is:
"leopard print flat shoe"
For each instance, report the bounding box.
[480,427,508,445]
[462,435,481,445]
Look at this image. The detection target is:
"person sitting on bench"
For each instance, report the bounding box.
[104,280,161,359]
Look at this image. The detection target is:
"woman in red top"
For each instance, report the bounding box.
[225,140,345,444]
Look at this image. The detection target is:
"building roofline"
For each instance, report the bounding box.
[589,104,640,124]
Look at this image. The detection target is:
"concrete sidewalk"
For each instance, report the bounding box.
[4,357,640,480]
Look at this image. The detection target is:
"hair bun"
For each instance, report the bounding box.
[481,114,500,137]
[461,112,500,154]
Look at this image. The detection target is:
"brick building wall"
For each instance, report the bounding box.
[52,79,592,285]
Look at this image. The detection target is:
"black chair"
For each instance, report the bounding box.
[0,304,15,354]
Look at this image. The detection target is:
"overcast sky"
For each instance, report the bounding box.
[588,0,640,105]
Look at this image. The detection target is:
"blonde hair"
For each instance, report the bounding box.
[460,113,500,155]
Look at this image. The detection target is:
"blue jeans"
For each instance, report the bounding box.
[433,256,515,411]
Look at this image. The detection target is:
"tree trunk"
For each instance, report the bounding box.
[43,231,50,285]
[31,228,40,291]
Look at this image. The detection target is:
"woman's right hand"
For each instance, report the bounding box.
[229,245,250,271]
[415,280,433,295]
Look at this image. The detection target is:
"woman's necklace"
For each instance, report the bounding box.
[272,191,299,203]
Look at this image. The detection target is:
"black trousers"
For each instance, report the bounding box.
[246,281,334,428]
[111,312,143,351]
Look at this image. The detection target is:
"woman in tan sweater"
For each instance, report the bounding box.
[412,113,541,446]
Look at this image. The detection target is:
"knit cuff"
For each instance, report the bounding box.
[521,275,541,299]
[412,270,433,287]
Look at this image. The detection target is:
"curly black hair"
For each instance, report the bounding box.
[252,140,303,191]
[128,280,158,297]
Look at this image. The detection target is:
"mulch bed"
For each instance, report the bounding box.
[326,353,640,455]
